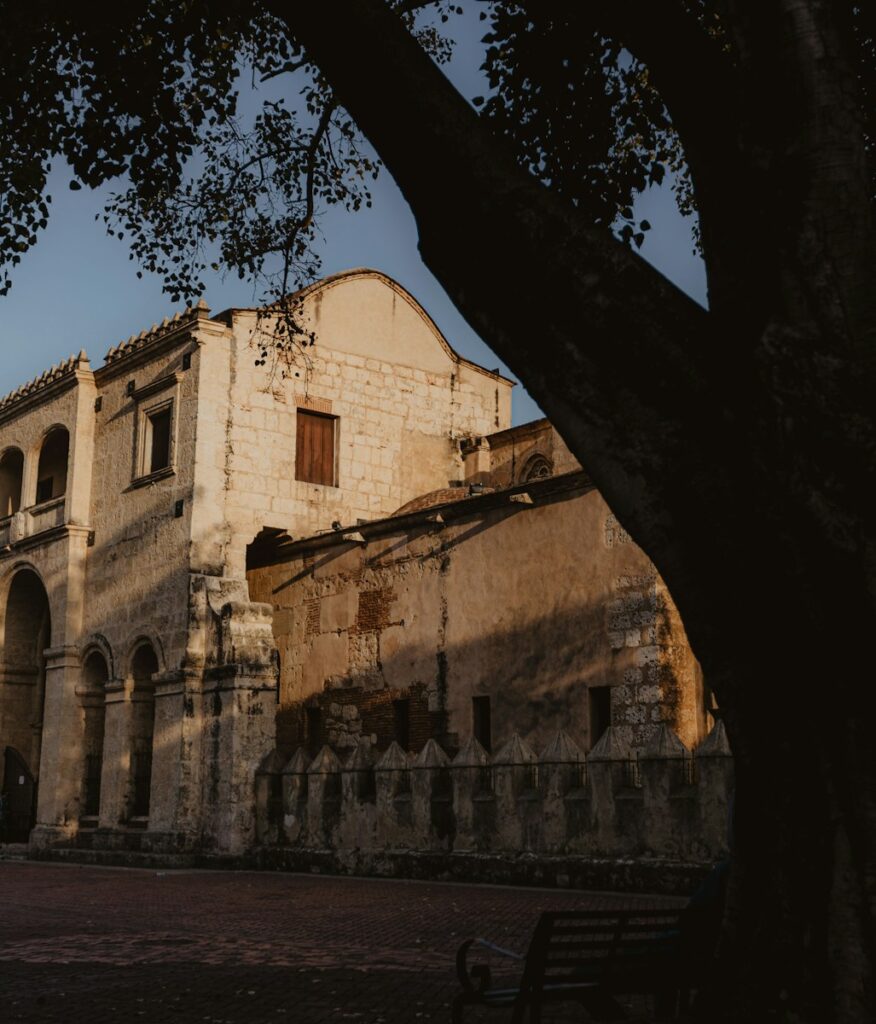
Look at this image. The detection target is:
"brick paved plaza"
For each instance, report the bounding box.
[0,861,681,1023]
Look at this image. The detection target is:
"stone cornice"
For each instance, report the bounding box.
[102,300,210,365]
[95,300,221,383]
[0,352,92,427]
[0,521,93,558]
[131,371,183,403]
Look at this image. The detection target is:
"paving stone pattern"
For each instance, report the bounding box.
[0,862,682,1023]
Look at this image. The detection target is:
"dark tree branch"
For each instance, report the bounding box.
[260,57,311,82]
[300,99,336,229]
[274,0,766,674]
[581,1,765,327]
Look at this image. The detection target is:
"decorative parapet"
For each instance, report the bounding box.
[103,298,211,366]
[255,720,734,865]
[413,738,450,769]
[642,722,688,758]
[451,735,490,768]
[0,350,90,417]
[588,725,631,762]
[696,718,731,756]
[493,732,537,766]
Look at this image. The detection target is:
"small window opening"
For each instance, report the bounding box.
[295,409,337,486]
[306,706,323,756]
[472,695,492,753]
[393,698,410,751]
[148,406,172,473]
[588,685,612,750]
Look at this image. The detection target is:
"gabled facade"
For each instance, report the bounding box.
[0,270,511,853]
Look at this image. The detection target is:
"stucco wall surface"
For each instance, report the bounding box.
[214,271,512,577]
[248,475,707,759]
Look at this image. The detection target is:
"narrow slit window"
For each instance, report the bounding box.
[588,685,612,749]
[295,410,337,486]
[393,698,410,752]
[306,706,323,755]
[148,406,172,473]
[472,695,492,753]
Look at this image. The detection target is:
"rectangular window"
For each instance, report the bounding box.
[148,406,172,473]
[472,695,492,753]
[306,706,323,755]
[393,699,410,752]
[295,409,336,486]
[588,685,612,750]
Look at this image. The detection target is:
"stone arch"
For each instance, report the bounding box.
[519,451,553,483]
[127,639,160,820]
[122,630,166,681]
[0,445,24,516]
[35,425,70,503]
[0,566,52,839]
[80,647,110,819]
[0,558,48,620]
[79,634,116,683]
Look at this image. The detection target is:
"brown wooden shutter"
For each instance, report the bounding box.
[295,410,336,485]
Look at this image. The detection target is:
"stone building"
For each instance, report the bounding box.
[0,268,715,862]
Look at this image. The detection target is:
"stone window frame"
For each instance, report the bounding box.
[129,373,182,488]
[519,451,553,484]
[294,396,339,488]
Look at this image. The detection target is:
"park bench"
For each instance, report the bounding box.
[452,906,709,1022]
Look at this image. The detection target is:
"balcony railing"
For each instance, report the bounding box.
[28,496,66,535]
[0,497,66,547]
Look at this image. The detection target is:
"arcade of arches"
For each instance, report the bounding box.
[0,427,69,522]
[0,570,161,842]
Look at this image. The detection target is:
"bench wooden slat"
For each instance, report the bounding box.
[549,921,684,937]
[453,905,694,1024]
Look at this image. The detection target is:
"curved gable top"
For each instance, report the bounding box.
[228,269,515,385]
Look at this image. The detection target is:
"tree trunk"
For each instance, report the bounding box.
[282,2,876,1018]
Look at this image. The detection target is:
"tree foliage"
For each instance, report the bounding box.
[0,1,695,310]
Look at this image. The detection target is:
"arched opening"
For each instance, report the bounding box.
[519,452,553,483]
[80,650,109,822]
[35,427,69,504]
[129,643,158,822]
[0,568,51,840]
[0,448,24,517]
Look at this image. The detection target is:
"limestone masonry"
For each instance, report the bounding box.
[0,268,728,872]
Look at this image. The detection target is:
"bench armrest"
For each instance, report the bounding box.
[455,937,524,993]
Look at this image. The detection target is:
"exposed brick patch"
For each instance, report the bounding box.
[354,587,395,634]
[305,599,320,637]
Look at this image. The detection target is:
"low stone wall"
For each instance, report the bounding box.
[254,721,733,888]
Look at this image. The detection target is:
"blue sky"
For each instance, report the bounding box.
[0,10,705,425]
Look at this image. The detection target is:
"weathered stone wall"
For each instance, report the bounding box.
[255,721,733,875]
[247,472,708,760]
[471,418,581,487]
[212,270,513,577]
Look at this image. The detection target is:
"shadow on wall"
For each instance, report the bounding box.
[251,553,709,760]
